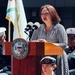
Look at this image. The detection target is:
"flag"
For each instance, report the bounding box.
[6,0,29,41]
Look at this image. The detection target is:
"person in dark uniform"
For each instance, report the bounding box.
[40,56,57,75]
[0,27,6,55]
[0,27,11,75]
[0,55,11,75]
[66,28,75,75]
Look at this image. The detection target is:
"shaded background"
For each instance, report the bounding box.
[0,0,75,41]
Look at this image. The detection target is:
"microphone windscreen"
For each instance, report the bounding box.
[27,22,33,27]
[33,22,40,28]
[25,22,33,31]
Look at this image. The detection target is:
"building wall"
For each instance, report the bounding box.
[23,0,75,7]
[1,0,75,7]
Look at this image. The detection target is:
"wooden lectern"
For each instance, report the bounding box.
[4,42,63,75]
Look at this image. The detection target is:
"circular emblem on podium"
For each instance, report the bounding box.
[11,38,29,59]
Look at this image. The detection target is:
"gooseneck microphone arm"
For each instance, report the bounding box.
[24,22,33,35]
[24,22,40,40]
[25,24,32,31]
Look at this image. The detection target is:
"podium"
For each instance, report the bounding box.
[4,42,63,75]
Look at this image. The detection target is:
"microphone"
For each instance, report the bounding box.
[24,22,33,35]
[25,22,33,31]
[32,22,40,30]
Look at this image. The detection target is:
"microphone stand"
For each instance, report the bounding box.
[24,29,33,41]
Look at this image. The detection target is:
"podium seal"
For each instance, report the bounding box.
[11,38,29,59]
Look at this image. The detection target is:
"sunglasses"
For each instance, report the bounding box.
[68,34,75,40]
[68,34,75,37]
[17,47,22,49]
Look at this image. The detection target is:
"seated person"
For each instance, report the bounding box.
[66,28,75,75]
[40,56,57,75]
[0,27,6,55]
[0,27,11,75]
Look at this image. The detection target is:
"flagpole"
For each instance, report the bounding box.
[8,21,11,42]
[15,0,22,38]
